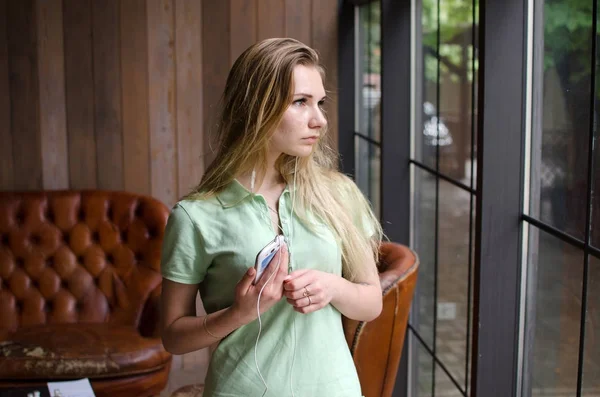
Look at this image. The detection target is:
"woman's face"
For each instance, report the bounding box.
[269,65,327,158]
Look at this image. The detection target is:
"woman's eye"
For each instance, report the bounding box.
[293,98,306,106]
[318,100,326,108]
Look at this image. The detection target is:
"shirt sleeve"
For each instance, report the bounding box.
[160,203,209,284]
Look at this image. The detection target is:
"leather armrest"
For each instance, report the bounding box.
[343,242,419,397]
[138,284,162,338]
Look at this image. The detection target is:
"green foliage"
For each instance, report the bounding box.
[422,0,478,82]
[543,0,594,79]
[362,2,381,74]
[422,0,476,48]
[362,0,597,86]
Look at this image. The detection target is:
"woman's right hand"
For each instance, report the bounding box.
[231,242,289,324]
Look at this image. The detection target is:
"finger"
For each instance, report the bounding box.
[286,296,313,308]
[240,267,256,293]
[283,271,315,292]
[287,268,311,279]
[293,302,322,314]
[284,287,312,300]
[273,244,290,285]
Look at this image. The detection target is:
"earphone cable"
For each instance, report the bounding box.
[255,252,281,397]
[289,157,298,397]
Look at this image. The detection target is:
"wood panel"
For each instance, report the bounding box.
[7,0,42,190]
[93,0,124,190]
[202,0,230,167]
[0,0,14,190]
[36,0,68,190]
[63,0,97,189]
[312,0,339,148]
[176,0,204,199]
[121,0,150,196]
[257,0,285,41]
[2,0,342,203]
[285,0,311,45]
[147,0,177,207]
[230,0,257,64]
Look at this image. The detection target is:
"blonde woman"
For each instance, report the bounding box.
[160,38,383,397]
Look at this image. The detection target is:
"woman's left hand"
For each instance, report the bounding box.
[283,269,337,314]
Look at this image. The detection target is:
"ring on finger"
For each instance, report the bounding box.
[303,286,310,297]
[307,295,312,306]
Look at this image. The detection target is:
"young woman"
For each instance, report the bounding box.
[160,38,383,397]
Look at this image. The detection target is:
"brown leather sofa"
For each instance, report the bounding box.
[0,190,172,396]
[171,241,419,397]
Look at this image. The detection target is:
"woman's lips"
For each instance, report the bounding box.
[302,136,319,144]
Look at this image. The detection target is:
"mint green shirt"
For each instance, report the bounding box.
[161,180,364,397]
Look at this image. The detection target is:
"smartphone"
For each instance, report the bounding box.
[253,234,285,284]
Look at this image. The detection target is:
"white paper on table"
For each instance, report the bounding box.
[46,378,96,397]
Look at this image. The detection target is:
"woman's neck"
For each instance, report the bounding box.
[238,151,286,193]
[237,166,285,194]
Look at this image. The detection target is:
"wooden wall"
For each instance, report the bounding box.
[0,0,339,208]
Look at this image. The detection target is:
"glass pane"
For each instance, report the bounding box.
[435,364,464,397]
[358,1,381,143]
[582,255,600,393]
[355,139,380,218]
[437,0,478,186]
[411,166,437,348]
[417,0,439,170]
[411,332,434,397]
[593,0,600,249]
[524,228,584,395]
[530,0,593,240]
[594,139,599,247]
[436,179,472,386]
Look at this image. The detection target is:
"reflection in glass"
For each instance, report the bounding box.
[418,0,440,171]
[436,179,472,387]
[419,0,478,187]
[583,255,600,393]
[356,1,381,216]
[435,364,464,397]
[410,332,434,397]
[594,142,600,247]
[530,0,593,239]
[356,139,380,218]
[593,3,600,248]
[436,0,477,184]
[357,1,380,144]
[525,228,583,395]
[411,166,437,349]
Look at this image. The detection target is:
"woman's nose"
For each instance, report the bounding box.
[309,107,327,129]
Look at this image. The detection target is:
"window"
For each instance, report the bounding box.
[339,0,600,396]
[355,0,382,218]
[409,0,478,395]
[522,0,600,395]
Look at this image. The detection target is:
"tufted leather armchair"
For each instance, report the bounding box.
[171,241,419,397]
[0,190,172,396]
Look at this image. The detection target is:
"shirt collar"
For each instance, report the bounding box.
[216,179,293,208]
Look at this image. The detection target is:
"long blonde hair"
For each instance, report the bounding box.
[186,38,383,281]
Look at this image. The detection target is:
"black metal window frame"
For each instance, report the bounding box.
[339,0,411,395]
[471,0,527,395]
[520,0,600,396]
[339,0,600,395]
[408,0,478,395]
[340,0,521,395]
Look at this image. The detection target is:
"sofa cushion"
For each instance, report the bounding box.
[0,323,170,380]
